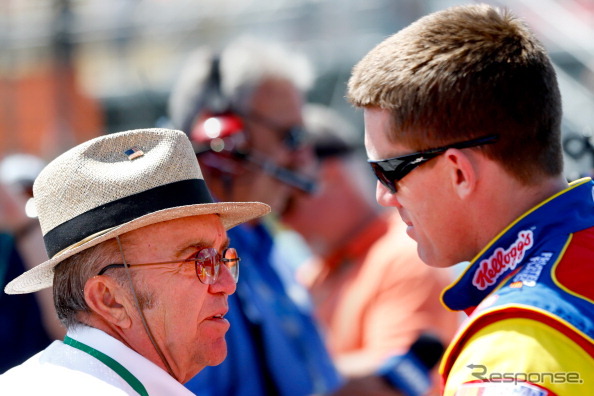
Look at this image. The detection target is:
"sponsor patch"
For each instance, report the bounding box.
[511,252,552,287]
[472,231,534,291]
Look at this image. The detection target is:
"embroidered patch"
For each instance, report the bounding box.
[472,230,534,291]
[511,252,552,287]
[124,147,144,160]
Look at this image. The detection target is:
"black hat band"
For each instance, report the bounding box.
[44,179,213,258]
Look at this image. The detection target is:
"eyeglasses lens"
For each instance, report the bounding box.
[223,248,240,282]
[370,162,398,193]
[194,247,240,284]
[195,248,218,284]
[284,126,306,151]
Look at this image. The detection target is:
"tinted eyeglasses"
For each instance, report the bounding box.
[97,247,240,285]
[245,112,306,150]
[368,135,498,193]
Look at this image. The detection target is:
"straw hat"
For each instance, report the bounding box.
[5,128,270,294]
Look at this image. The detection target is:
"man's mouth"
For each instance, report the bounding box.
[207,310,227,320]
[397,210,412,227]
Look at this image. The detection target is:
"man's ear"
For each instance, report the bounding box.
[84,276,133,329]
[445,149,480,200]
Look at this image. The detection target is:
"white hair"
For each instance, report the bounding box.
[168,36,314,132]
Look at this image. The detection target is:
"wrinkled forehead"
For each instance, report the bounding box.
[120,214,227,250]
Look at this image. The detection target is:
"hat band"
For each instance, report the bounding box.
[44,179,213,258]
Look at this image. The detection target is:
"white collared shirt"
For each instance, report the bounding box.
[0,325,195,395]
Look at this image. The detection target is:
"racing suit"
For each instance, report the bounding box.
[440,178,594,395]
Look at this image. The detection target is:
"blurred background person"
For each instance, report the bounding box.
[0,154,46,219]
[168,36,342,396]
[0,154,64,373]
[280,103,460,393]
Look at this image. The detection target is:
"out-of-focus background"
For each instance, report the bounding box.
[1,0,593,179]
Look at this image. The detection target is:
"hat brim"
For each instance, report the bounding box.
[5,201,270,294]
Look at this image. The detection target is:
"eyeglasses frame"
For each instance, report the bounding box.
[97,247,241,285]
[243,111,307,151]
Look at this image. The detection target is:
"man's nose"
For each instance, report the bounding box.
[376,181,401,208]
[209,264,237,295]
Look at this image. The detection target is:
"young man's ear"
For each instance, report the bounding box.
[84,276,133,328]
[445,149,480,200]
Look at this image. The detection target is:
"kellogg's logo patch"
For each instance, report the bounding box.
[472,230,534,291]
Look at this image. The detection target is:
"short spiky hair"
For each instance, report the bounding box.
[347,4,563,183]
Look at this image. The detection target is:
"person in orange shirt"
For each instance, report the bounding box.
[281,104,459,393]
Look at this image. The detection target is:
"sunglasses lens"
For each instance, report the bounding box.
[284,126,305,150]
[223,248,240,282]
[369,162,398,193]
[195,248,219,284]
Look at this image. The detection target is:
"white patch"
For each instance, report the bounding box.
[512,252,552,287]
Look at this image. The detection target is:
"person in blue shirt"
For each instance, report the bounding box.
[0,161,64,373]
[168,36,342,396]
[0,232,51,374]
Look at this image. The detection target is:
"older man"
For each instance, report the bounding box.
[0,128,269,395]
[348,4,594,396]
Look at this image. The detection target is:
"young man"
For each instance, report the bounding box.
[348,4,593,395]
[0,128,269,394]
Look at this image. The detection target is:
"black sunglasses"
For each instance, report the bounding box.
[368,135,499,193]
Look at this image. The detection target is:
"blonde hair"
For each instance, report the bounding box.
[348,4,563,183]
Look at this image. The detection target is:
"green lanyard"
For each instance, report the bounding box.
[63,335,149,396]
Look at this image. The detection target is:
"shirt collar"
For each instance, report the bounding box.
[67,325,195,396]
[441,178,594,312]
